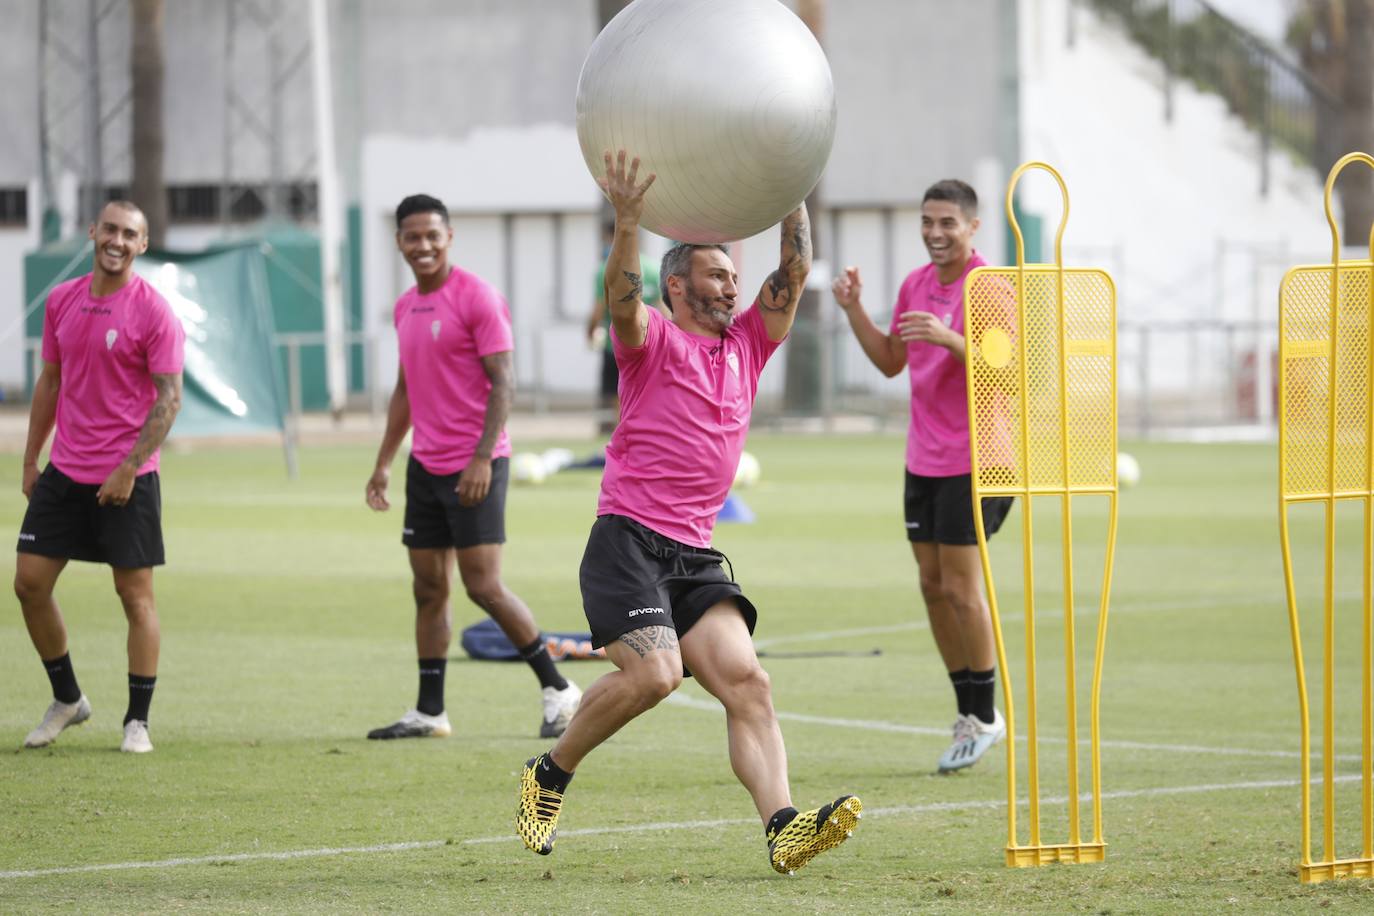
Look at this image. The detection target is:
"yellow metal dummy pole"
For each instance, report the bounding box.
[966,161,1117,867]
[1278,151,1374,883]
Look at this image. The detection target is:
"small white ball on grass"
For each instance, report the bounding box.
[1117,452,1141,489]
[733,451,761,489]
[512,452,547,486]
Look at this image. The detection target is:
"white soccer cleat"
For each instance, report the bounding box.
[935,715,973,771]
[540,682,581,738]
[121,719,154,754]
[367,709,452,740]
[938,709,1006,773]
[24,695,92,748]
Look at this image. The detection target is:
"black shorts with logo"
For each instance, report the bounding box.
[17,464,165,568]
[579,514,758,650]
[403,455,508,550]
[904,471,1014,546]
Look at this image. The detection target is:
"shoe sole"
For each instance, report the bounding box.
[23,704,92,749]
[538,720,568,739]
[771,797,863,875]
[366,723,452,740]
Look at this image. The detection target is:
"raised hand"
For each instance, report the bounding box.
[832,266,863,311]
[597,149,656,224]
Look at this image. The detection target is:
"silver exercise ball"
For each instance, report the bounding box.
[576,0,836,244]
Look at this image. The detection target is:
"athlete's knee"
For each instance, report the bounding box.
[460,574,504,611]
[14,571,51,608]
[918,571,943,604]
[114,581,156,620]
[631,654,682,708]
[940,580,983,617]
[412,573,450,610]
[718,662,772,711]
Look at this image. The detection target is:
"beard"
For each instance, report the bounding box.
[684,282,735,332]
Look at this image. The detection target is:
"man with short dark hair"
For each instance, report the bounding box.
[832,179,1011,773]
[16,199,185,754]
[366,193,580,740]
[516,151,862,876]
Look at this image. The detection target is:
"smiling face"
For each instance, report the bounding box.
[668,248,739,335]
[88,203,149,281]
[396,211,454,287]
[920,199,978,275]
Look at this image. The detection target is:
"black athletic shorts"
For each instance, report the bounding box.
[904,471,1014,546]
[579,514,757,650]
[17,464,165,568]
[402,455,508,550]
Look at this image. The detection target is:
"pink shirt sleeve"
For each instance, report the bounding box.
[468,285,514,357]
[612,304,665,366]
[145,297,186,374]
[735,301,781,364]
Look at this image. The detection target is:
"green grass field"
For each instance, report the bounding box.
[2,433,1373,913]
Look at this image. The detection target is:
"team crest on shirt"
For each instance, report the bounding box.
[725,352,739,377]
[105,329,118,350]
[430,320,441,340]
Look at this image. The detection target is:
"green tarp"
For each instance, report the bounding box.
[24,223,365,416]
[24,240,288,438]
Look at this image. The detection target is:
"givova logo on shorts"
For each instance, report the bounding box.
[626,607,665,618]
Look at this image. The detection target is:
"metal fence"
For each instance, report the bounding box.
[23,316,1284,442]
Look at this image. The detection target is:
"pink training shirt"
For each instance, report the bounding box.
[891,250,987,477]
[600,303,782,548]
[42,272,185,485]
[394,266,513,475]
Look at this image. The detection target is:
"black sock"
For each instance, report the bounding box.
[766,806,800,839]
[519,637,569,691]
[417,658,446,716]
[948,668,972,717]
[970,668,996,725]
[534,752,574,794]
[43,653,82,704]
[124,674,156,725]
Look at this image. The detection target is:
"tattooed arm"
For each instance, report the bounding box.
[598,150,657,349]
[97,371,182,507]
[456,350,514,507]
[757,204,812,342]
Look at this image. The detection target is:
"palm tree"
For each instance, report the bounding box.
[782,0,826,415]
[1288,0,1373,240]
[131,0,166,247]
[1343,0,1373,238]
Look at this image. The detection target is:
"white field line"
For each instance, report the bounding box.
[1,775,1357,881]
[662,693,1365,762]
[750,593,1273,650]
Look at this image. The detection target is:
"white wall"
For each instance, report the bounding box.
[1018,0,1335,418]
[361,128,606,399]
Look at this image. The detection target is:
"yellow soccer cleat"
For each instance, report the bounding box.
[516,755,564,855]
[767,795,863,875]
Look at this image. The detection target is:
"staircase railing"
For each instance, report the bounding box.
[1084,0,1341,194]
